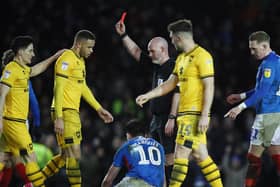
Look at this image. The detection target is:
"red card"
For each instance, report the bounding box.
[120,12,127,23]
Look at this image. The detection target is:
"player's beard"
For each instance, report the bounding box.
[175,46,184,53]
[152,59,160,64]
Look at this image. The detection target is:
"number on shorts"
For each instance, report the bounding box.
[178,124,192,136]
[135,145,161,165]
[251,128,259,140]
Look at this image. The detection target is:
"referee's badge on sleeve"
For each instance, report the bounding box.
[61,62,69,71]
[264,68,271,78]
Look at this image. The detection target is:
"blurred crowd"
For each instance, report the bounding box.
[1,0,280,186]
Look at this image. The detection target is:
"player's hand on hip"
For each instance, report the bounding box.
[136,95,149,107]
[115,21,126,35]
[54,118,64,136]
[97,108,114,123]
[224,106,242,119]
[198,115,209,133]
[226,94,242,105]
[165,119,175,136]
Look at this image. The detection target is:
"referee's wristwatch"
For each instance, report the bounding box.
[168,114,176,119]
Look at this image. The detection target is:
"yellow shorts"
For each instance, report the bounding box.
[1,118,33,156]
[176,115,207,150]
[52,109,82,148]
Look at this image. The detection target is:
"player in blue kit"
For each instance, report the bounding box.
[102,119,165,187]
[225,31,280,187]
[28,81,40,128]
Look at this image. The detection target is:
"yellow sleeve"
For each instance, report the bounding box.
[198,53,214,78]
[0,65,17,87]
[54,51,73,118]
[54,76,67,118]
[82,82,102,111]
[55,52,73,78]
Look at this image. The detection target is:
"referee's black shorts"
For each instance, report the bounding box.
[150,114,177,154]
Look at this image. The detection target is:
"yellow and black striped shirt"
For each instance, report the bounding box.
[52,49,101,118]
[0,61,30,121]
[173,45,214,115]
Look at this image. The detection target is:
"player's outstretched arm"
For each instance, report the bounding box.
[224,105,244,120]
[30,49,65,77]
[101,165,120,187]
[136,74,178,107]
[226,89,255,105]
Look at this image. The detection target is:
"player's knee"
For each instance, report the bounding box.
[64,147,73,157]
[65,147,81,160]
[72,145,81,160]
[191,145,209,162]
[175,144,191,158]
[30,152,37,161]
[0,153,4,161]
[60,149,67,160]
[247,153,261,166]
[4,159,12,168]
[191,152,201,162]
[70,151,81,160]
[11,155,22,164]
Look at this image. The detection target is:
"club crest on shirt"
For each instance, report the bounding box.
[3,70,11,79]
[61,62,69,70]
[179,67,184,75]
[264,68,271,78]
[206,59,212,64]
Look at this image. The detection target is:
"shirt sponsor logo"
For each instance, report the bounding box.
[3,70,11,79]
[61,62,69,70]
[264,68,271,78]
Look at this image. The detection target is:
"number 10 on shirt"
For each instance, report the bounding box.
[134,145,162,165]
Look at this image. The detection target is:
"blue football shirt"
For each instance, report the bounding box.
[245,51,280,114]
[113,136,165,187]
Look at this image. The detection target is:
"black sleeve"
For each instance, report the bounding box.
[140,52,152,64]
[174,85,180,93]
